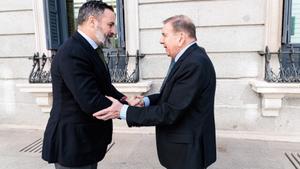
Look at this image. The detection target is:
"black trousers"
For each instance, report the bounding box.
[54,163,97,169]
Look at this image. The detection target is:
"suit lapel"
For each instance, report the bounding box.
[73,31,110,74]
[73,31,95,53]
[160,44,198,91]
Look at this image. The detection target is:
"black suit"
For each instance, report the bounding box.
[42,31,124,167]
[126,44,216,169]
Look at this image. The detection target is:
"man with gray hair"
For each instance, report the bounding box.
[94,15,217,169]
[42,1,137,169]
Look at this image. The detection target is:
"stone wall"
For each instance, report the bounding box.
[135,0,300,134]
[1,0,299,137]
[0,0,49,128]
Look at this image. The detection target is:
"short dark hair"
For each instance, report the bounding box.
[77,1,114,25]
[163,15,196,39]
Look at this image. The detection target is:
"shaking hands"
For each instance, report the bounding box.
[93,95,144,120]
[128,95,145,107]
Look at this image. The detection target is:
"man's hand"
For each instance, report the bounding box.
[93,96,123,120]
[133,95,145,107]
[126,97,141,106]
[126,95,145,107]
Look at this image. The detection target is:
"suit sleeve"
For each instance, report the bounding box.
[148,93,160,105]
[59,51,112,115]
[126,63,205,127]
[108,84,124,101]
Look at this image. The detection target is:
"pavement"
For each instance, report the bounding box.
[0,127,300,169]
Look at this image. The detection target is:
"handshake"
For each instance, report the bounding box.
[93,96,144,120]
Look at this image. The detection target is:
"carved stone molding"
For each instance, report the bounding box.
[250,80,300,116]
[17,81,152,113]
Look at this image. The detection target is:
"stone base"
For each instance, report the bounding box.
[249,80,300,116]
[16,81,152,113]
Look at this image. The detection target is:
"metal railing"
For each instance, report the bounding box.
[104,48,144,83]
[259,46,300,82]
[29,49,144,83]
[29,53,52,83]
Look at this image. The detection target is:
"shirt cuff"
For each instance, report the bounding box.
[120,104,129,120]
[143,97,150,107]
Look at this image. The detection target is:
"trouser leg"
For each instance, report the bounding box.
[54,163,97,169]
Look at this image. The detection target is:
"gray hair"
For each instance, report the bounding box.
[77,1,114,25]
[163,15,196,39]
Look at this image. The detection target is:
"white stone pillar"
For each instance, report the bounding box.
[32,0,51,56]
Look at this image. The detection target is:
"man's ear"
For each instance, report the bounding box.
[178,32,185,46]
[87,15,96,26]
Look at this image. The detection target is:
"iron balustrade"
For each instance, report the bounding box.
[28,49,144,83]
[259,46,300,82]
[29,53,52,83]
[104,49,145,83]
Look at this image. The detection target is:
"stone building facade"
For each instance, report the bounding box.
[0,0,299,141]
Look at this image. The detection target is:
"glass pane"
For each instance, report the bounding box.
[291,0,300,43]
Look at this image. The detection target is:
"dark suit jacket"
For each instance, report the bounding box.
[42,31,124,167]
[126,44,216,169]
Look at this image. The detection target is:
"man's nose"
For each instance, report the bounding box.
[111,27,116,36]
[160,37,164,44]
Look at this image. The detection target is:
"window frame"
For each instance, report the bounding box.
[44,0,126,51]
[282,0,300,48]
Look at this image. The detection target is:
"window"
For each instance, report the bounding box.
[280,0,300,82]
[41,0,139,83]
[282,0,300,46]
[44,0,125,51]
[262,0,300,82]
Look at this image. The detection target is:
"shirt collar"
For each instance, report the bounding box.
[174,41,196,62]
[77,29,98,49]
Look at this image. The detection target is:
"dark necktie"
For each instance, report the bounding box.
[161,58,175,90]
[96,47,108,70]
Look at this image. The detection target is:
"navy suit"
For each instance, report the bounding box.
[126,44,217,169]
[42,31,124,167]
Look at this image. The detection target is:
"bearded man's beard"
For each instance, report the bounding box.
[95,29,106,45]
[95,29,113,48]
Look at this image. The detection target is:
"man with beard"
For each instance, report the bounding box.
[42,1,136,169]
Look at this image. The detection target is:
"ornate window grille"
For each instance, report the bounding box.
[29,53,52,83]
[259,46,300,83]
[28,50,144,83]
